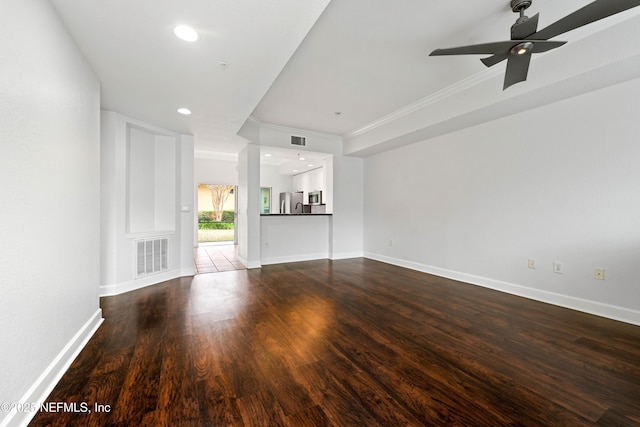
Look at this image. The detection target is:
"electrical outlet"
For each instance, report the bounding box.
[553,261,565,274]
[265,242,269,248]
[594,268,605,280]
[528,259,536,269]
[389,239,393,247]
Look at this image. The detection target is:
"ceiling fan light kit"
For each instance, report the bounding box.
[511,41,533,55]
[429,0,640,90]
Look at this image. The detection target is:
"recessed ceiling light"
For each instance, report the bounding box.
[174,25,199,42]
[307,164,314,167]
[177,108,192,115]
[299,157,306,161]
[293,169,299,173]
[264,153,272,157]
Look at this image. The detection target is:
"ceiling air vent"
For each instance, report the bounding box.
[291,135,306,147]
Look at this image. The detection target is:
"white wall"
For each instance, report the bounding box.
[330,154,363,259]
[0,2,102,425]
[179,141,196,272]
[194,157,238,186]
[128,127,156,231]
[261,216,330,264]
[127,128,176,233]
[101,112,194,296]
[237,144,261,268]
[364,77,640,325]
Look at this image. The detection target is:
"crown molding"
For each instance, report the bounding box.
[346,65,503,139]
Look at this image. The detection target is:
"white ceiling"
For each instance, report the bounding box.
[260,146,330,175]
[51,0,640,155]
[50,0,331,153]
[252,0,640,137]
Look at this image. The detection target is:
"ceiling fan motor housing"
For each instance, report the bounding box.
[511,0,532,13]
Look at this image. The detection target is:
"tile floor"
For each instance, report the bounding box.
[193,244,246,274]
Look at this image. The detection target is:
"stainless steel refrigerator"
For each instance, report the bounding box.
[279,191,304,214]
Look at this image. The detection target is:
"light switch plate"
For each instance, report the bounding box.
[553,261,564,274]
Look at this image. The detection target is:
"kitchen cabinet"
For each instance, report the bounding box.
[292,172,306,192]
[308,168,324,192]
[293,167,325,204]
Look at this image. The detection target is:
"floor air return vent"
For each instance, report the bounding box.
[135,237,168,277]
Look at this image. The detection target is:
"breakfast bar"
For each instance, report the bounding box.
[260,213,332,265]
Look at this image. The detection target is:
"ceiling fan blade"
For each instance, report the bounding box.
[481,54,509,67]
[531,40,567,52]
[535,0,640,40]
[433,38,563,69]
[430,41,525,56]
[504,54,532,89]
[511,13,540,39]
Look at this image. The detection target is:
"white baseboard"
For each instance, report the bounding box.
[241,252,360,268]
[180,267,195,277]
[0,309,104,427]
[365,252,640,327]
[261,252,330,266]
[330,251,364,260]
[100,269,185,296]
[238,255,261,269]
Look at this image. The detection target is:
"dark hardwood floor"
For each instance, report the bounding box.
[29,259,640,426]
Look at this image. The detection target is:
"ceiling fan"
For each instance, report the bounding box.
[429,0,640,90]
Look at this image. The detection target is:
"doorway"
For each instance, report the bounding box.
[260,187,272,214]
[197,184,236,244]
[193,244,244,273]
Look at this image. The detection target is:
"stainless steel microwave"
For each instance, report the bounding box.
[308,191,322,205]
